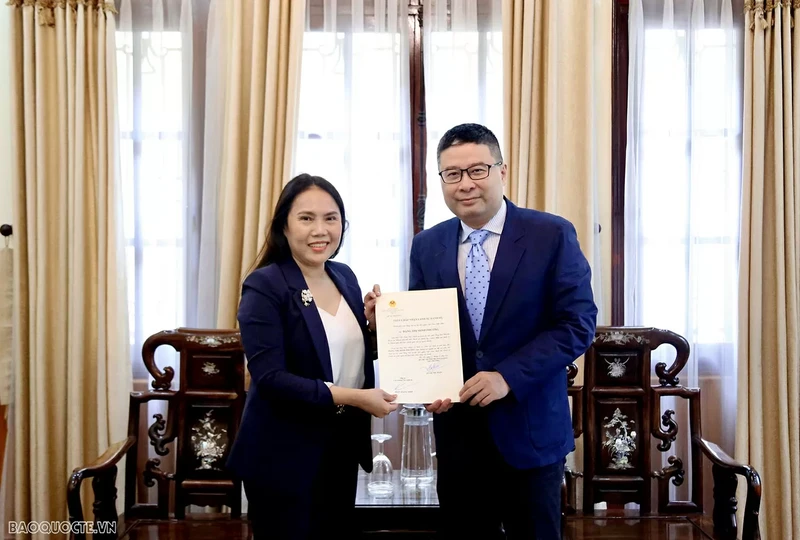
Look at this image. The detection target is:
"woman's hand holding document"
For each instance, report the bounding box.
[373,288,464,404]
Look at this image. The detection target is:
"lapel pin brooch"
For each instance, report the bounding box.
[301,289,313,307]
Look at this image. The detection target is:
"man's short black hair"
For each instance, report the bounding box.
[436,123,503,164]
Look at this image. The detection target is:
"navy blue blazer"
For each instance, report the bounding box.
[409,199,597,469]
[226,258,376,494]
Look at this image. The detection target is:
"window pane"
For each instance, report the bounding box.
[138,139,184,241]
[296,28,412,293]
[117,29,187,365]
[140,32,184,134]
[424,30,504,229]
[631,24,741,356]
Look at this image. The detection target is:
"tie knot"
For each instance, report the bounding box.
[468,229,490,246]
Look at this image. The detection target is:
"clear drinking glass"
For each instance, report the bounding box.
[368,433,394,496]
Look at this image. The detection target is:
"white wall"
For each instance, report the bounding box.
[0,6,13,230]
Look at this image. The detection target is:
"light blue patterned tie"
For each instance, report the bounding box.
[465,229,491,341]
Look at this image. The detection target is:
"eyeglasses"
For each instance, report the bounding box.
[438,162,502,184]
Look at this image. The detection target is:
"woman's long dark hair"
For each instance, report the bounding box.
[252,173,347,271]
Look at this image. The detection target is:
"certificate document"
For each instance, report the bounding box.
[375,288,463,404]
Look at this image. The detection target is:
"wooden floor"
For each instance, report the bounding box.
[565,516,712,539]
[119,516,716,539]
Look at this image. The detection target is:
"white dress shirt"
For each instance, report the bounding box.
[457,199,507,293]
[319,295,366,389]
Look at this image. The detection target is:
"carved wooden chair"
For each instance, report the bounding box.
[562,326,762,539]
[67,326,762,539]
[67,328,246,538]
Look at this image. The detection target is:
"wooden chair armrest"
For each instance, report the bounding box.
[696,436,762,540]
[71,436,136,479]
[67,435,136,538]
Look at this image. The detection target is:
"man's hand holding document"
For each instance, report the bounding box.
[373,288,464,404]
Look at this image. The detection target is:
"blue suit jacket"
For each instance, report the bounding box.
[226,258,375,494]
[409,199,597,469]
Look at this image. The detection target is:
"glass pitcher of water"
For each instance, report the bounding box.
[400,404,434,486]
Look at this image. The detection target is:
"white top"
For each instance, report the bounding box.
[458,199,507,293]
[318,295,366,389]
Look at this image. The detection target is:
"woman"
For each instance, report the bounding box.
[227,174,398,539]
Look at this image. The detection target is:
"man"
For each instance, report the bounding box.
[367,123,597,539]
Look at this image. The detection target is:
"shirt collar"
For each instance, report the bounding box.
[460,198,507,243]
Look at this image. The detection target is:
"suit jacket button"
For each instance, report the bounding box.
[476,351,484,359]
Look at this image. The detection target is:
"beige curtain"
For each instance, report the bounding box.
[4,0,131,533]
[0,247,12,407]
[737,2,800,539]
[215,0,305,330]
[502,0,612,324]
[502,0,611,510]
